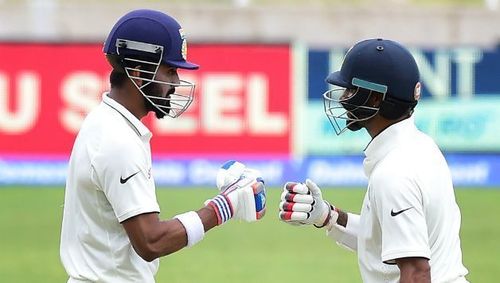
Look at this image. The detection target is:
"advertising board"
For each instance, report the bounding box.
[0,43,293,156]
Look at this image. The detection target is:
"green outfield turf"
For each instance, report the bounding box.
[0,187,498,282]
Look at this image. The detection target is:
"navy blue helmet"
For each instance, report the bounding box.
[323,38,420,134]
[104,9,198,70]
[103,9,198,118]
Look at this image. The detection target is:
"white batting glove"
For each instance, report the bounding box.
[279,179,338,228]
[207,161,266,225]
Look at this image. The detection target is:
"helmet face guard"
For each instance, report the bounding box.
[323,77,387,135]
[116,39,195,118]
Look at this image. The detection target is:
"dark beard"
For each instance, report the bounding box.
[144,98,166,119]
[142,83,172,119]
[346,119,363,131]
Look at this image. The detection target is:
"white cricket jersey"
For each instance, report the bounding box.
[358,116,469,283]
[60,93,160,283]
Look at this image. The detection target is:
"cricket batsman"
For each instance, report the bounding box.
[60,9,266,283]
[279,38,469,283]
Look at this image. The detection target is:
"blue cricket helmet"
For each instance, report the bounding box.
[103,9,198,119]
[323,38,421,134]
[326,38,419,104]
[103,9,198,70]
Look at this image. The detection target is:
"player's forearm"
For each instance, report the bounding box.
[122,214,187,262]
[399,272,431,283]
[124,207,217,262]
[326,211,359,252]
[197,205,218,232]
[151,206,217,258]
[336,209,348,227]
[330,208,357,232]
[141,219,190,260]
[397,257,431,283]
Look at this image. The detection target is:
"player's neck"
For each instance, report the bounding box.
[365,115,407,138]
[108,87,147,120]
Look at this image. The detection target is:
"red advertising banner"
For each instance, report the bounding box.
[0,43,292,157]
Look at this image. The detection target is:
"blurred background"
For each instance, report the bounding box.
[0,0,499,282]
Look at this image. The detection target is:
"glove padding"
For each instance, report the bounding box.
[207,163,266,225]
[279,179,337,228]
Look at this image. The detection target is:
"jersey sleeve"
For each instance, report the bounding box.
[371,171,430,264]
[92,137,160,223]
[326,213,360,252]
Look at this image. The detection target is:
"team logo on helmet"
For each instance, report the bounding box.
[179,28,188,60]
[414,82,422,101]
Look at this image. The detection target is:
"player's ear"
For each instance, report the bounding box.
[370,91,384,108]
[129,65,143,87]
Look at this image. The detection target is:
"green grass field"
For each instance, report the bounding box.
[0,187,498,282]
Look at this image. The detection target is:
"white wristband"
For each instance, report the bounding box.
[174,211,205,247]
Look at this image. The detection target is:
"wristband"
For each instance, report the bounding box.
[174,211,205,247]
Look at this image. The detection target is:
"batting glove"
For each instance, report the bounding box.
[279,179,338,228]
[207,164,266,225]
